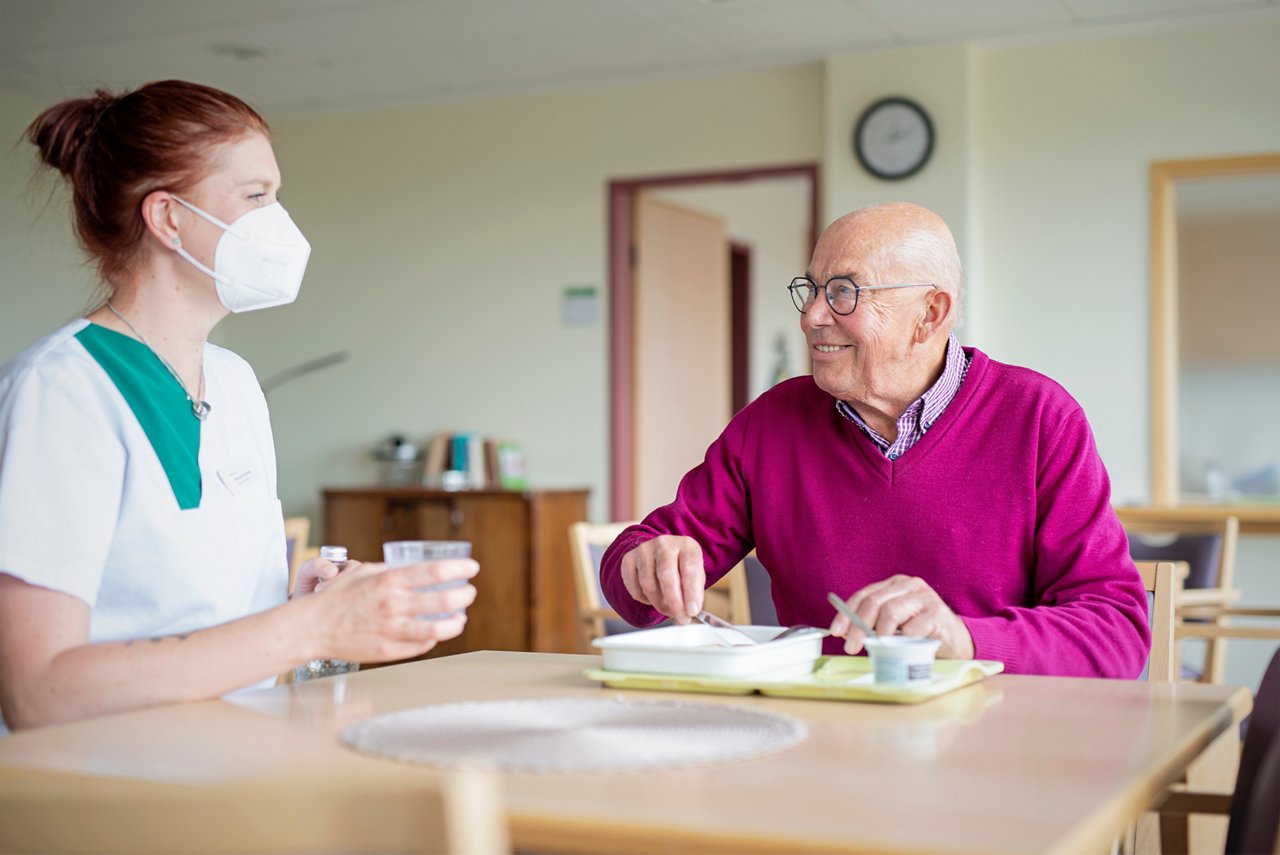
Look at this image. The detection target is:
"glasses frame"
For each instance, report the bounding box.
[788,276,937,316]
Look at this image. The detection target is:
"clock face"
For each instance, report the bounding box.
[854,97,934,181]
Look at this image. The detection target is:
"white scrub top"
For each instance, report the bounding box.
[0,320,288,723]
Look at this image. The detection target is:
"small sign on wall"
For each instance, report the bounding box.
[563,285,598,326]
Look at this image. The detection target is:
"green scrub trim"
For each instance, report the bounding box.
[76,324,202,510]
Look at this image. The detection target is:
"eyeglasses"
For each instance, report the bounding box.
[788,276,937,316]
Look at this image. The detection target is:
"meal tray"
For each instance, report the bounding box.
[584,656,1004,705]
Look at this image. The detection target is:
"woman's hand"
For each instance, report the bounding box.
[302,558,479,664]
[292,555,347,597]
[828,575,975,659]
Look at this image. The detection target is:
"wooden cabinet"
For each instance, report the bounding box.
[323,487,589,656]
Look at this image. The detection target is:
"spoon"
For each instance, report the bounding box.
[826,592,878,639]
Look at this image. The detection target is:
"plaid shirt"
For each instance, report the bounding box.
[836,334,970,461]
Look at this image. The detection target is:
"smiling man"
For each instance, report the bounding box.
[600,202,1151,678]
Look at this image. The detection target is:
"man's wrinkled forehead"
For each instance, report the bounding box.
[808,225,884,282]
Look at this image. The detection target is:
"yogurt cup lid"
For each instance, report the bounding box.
[863,635,941,651]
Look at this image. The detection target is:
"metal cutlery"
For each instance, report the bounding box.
[826,592,878,638]
[692,610,759,647]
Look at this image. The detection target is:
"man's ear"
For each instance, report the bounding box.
[139,191,183,251]
[915,288,953,344]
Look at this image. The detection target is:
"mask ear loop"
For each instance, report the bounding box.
[170,194,240,236]
[169,194,238,288]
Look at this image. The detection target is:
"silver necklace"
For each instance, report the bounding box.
[105,302,211,421]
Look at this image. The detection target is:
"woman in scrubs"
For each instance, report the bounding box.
[0,80,477,731]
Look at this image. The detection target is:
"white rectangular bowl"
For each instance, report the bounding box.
[592,624,823,679]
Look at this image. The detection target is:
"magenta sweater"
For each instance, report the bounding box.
[601,348,1151,678]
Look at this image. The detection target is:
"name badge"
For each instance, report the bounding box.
[217,458,260,495]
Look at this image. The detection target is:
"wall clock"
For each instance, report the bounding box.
[853,97,934,181]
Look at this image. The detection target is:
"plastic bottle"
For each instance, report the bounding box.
[293,546,361,682]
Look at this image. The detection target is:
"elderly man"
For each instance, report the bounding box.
[600,202,1150,678]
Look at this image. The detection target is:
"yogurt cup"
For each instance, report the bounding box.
[863,636,942,685]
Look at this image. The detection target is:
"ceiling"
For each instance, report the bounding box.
[2,0,1277,117]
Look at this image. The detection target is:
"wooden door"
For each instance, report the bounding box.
[632,193,731,514]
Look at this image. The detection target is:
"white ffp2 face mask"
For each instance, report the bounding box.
[170,195,311,313]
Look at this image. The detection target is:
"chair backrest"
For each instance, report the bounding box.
[1136,561,1181,683]
[1120,512,1241,685]
[567,523,756,647]
[283,515,311,595]
[1120,512,1239,591]
[742,554,779,626]
[568,521,639,648]
[0,765,508,854]
[1227,647,1280,854]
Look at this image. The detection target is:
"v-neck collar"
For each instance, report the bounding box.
[839,348,989,483]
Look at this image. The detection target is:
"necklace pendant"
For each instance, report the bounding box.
[191,399,212,421]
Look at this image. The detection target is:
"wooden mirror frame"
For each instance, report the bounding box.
[1149,152,1280,504]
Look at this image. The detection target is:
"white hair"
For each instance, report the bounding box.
[890,227,964,327]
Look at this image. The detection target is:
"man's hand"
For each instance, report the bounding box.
[619,536,706,624]
[828,575,974,659]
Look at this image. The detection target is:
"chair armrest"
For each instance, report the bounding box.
[1156,787,1232,816]
[1219,606,1280,617]
[1177,588,1242,607]
[1177,623,1280,641]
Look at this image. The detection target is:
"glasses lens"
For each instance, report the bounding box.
[789,278,817,312]
[827,278,858,315]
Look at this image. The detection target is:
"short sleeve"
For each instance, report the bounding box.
[0,355,126,606]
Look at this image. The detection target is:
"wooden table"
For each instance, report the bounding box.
[0,652,1250,854]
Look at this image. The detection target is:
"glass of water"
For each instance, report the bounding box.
[382,540,473,620]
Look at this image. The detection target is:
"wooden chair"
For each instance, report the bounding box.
[283,515,311,596]
[568,521,638,650]
[0,765,509,854]
[1138,560,1181,684]
[1157,647,1280,854]
[1122,561,1184,854]
[1132,562,1275,854]
[567,522,750,651]
[1120,511,1242,683]
[1119,510,1280,687]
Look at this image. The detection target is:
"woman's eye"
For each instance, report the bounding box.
[248,193,266,202]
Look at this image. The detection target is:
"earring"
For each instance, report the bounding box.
[172,237,182,248]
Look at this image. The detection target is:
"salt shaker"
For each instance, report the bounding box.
[293,545,361,682]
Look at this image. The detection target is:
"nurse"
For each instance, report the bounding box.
[0,80,477,731]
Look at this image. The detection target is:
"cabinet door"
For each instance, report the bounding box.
[413,495,530,657]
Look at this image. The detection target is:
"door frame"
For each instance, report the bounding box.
[607,163,821,521]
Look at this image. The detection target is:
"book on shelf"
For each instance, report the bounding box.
[419,431,525,491]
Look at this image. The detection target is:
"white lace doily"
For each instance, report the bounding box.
[340,696,807,774]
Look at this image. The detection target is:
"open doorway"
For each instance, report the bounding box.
[607,164,820,520]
